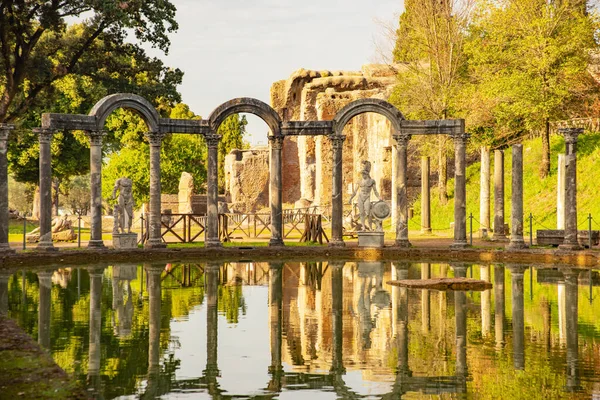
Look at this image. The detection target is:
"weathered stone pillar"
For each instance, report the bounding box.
[480,146,491,237]
[509,265,526,370]
[421,156,431,234]
[559,128,583,250]
[205,134,222,248]
[268,262,284,389]
[87,131,106,249]
[451,132,469,248]
[0,124,14,253]
[145,132,167,249]
[329,135,345,247]
[493,149,507,241]
[34,128,56,251]
[268,136,284,247]
[557,154,566,229]
[394,133,411,247]
[509,144,527,249]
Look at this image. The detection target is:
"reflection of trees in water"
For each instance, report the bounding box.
[218,285,245,323]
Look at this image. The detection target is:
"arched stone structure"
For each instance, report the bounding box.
[328,99,406,247]
[89,93,161,133]
[205,98,284,247]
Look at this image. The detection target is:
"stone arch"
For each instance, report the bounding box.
[208,97,282,136]
[332,98,404,136]
[89,93,161,132]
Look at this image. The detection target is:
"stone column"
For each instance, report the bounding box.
[205,134,222,248]
[394,133,411,247]
[87,131,106,249]
[451,133,469,248]
[509,144,527,249]
[492,149,507,241]
[330,261,345,375]
[559,128,583,250]
[87,267,103,395]
[34,128,56,251]
[268,136,284,247]
[564,269,580,392]
[268,262,284,390]
[557,154,566,229]
[329,135,346,247]
[480,146,491,237]
[494,265,505,349]
[421,156,431,234]
[0,124,14,253]
[509,265,526,370]
[144,132,166,249]
[37,271,53,348]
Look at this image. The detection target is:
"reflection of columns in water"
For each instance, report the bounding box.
[451,264,468,377]
[204,263,220,382]
[146,265,162,375]
[0,272,9,315]
[494,265,505,350]
[558,281,567,345]
[268,262,283,391]
[38,271,53,349]
[87,267,104,395]
[392,262,410,377]
[509,265,526,370]
[480,265,491,337]
[564,269,580,392]
[421,263,430,333]
[330,261,345,375]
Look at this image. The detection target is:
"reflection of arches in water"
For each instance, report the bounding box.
[162,263,205,287]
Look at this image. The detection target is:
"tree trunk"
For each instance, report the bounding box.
[438,136,448,204]
[540,119,550,178]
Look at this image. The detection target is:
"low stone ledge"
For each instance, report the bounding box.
[388,278,493,291]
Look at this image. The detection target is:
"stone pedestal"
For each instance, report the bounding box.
[357,231,384,248]
[113,233,138,249]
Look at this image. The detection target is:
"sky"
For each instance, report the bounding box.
[147,0,404,144]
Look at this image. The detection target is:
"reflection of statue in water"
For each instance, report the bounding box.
[112,177,134,234]
[349,161,381,231]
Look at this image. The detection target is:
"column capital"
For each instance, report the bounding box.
[268,135,285,150]
[33,128,54,144]
[393,133,412,146]
[0,124,14,141]
[205,133,222,149]
[328,134,346,150]
[144,131,164,146]
[559,127,583,144]
[451,132,470,145]
[86,130,106,146]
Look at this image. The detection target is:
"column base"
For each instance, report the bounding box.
[144,239,167,249]
[558,243,582,251]
[450,240,469,249]
[328,239,345,248]
[87,240,106,249]
[37,241,57,251]
[507,239,527,250]
[0,243,15,254]
[491,234,509,243]
[420,228,432,235]
[269,238,285,247]
[205,239,222,249]
[394,239,412,248]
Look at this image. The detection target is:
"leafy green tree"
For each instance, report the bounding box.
[465,0,599,177]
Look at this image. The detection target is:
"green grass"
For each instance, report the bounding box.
[410,132,600,236]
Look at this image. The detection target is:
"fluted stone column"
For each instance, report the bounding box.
[509,144,527,249]
[329,135,346,247]
[451,133,469,248]
[0,124,14,253]
[268,136,284,247]
[394,133,411,247]
[421,156,431,234]
[87,131,106,249]
[480,147,491,237]
[509,265,526,370]
[145,132,166,249]
[330,261,345,375]
[35,128,56,251]
[268,262,284,391]
[559,128,583,250]
[493,149,508,242]
[494,265,505,350]
[205,134,222,248]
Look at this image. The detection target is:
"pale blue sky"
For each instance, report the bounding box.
[150,0,404,143]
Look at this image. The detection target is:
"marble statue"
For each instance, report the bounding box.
[112,177,134,234]
[349,160,381,231]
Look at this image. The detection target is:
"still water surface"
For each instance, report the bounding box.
[2,261,600,399]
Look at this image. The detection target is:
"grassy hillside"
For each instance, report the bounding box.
[408,131,600,238]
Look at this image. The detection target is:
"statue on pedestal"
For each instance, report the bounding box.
[349,160,382,231]
[112,177,134,234]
